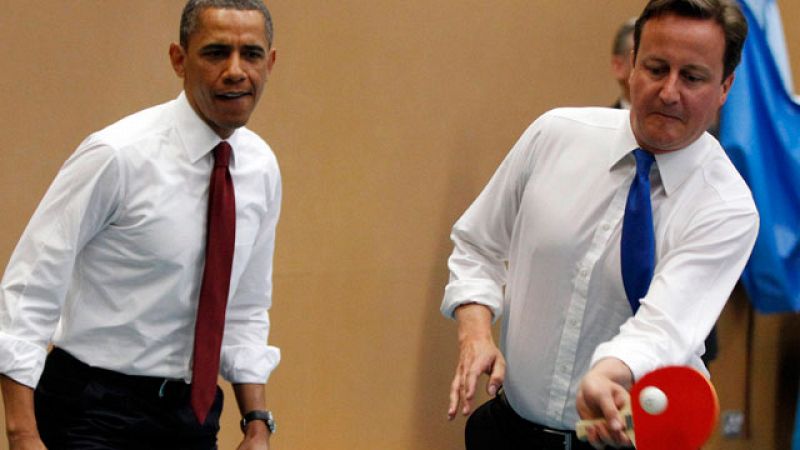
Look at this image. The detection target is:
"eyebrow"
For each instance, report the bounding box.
[199,43,267,53]
[681,64,712,75]
[642,57,711,72]
[242,44,266,54]
[199,43,231,52]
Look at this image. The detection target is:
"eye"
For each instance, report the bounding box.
[243,49,265,60]
[683,73,705,83]
[200,45,232,60]
[645,64,668,77]
[203,49,227,59]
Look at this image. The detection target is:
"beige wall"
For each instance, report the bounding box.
[1,1,798,449]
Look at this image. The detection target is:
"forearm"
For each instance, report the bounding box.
[233,383,270,441]
[233,383,267,415]
[1,375,40,441]
[454,303,494,345]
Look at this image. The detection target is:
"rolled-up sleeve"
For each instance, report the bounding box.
[441,119,543,321]
[220,161,282,384]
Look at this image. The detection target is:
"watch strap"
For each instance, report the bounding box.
[240,410,276,434]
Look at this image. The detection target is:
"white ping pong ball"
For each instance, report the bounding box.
[639,386,668,415]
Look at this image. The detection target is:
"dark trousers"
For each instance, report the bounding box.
[466,393,595,450]
[34,348,223,450]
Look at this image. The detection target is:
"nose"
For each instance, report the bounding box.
[658,72,680,104]
[223,53,246,84]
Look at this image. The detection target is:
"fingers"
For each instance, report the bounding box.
[486,353,506,397]
[598,392,624,432]
[591,388,631,447]
[447,360,480,419]
[447,372,461,420]
[576,367,634,448]
[459,361,480,416]
[584,425,609,449]
[447,340,504,420]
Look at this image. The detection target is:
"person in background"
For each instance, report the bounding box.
[610,17,637,109]
[0,1,280,449]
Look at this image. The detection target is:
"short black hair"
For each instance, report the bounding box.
[180,0,274,48]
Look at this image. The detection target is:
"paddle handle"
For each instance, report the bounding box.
[575,400,636,445]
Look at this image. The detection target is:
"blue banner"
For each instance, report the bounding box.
[719,0,800,313]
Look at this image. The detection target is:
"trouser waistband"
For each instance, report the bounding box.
[45,347,191,400]
[497,390,586,450]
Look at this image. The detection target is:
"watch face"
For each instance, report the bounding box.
[265,411,276,433]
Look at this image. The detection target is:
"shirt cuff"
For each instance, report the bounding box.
[589,340,709,382]
[590,343,655,383]
[0,332,48,388]
[220,344,281,384]
[441,280,504,322]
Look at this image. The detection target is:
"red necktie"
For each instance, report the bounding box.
[191,141,236,424]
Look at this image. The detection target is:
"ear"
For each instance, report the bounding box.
[169,43,187,78]
[627,50,637,85]
[266,47,277,75]
[611,55,626,78]
[719,72,735,106]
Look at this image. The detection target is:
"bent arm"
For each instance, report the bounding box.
[592,198,758,379]
[220,164,282,384]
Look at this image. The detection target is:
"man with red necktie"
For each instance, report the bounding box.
[0,1,281,449]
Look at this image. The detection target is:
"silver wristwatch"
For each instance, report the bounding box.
[240,410,276,434]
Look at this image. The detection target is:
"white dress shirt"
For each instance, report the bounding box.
[0,92,281,388]
[441,107,758,429]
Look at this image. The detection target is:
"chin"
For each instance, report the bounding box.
[218,117,250,130]
[644,140,685,153]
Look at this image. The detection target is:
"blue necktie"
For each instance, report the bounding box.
[621,149,656,314]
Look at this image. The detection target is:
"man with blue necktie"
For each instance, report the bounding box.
[442,1,759,449]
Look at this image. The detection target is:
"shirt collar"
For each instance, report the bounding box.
[174,91,240,168]
[608,112,711,196]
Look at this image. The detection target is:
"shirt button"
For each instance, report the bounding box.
[602,223,610,231]
[580,269,588,278]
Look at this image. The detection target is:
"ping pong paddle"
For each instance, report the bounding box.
[575,366,719,449]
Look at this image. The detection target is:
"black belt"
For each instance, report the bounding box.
[497,390,589,450]
[45,347,191,400]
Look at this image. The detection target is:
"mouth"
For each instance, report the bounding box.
[215,91,252,101]
[651,111,683,122]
